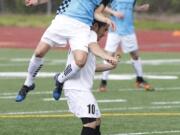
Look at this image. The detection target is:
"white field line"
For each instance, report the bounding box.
[152,101,180,105]
[110,130,180,135]
[1,105,180,115]
[0,58,179,67]
[9,58,180,65]
[43,98,127,103]
[0,72,178,80]
[0,86,180,97]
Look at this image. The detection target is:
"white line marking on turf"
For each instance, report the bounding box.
[111,130,180,135]
[43,98,127,103]
[0,91,51,96]
[0,72,178,80]
[9,58,180,65]
[101,105,180,111]
[152,101,180,105]
[1,105,180,115]
[97,99,127,103]
[0,96,15,99]
[0,86,180,97]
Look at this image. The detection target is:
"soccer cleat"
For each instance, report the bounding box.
[98,80,107,92]
[15,84,35,102]
[53,73,63,100]
[136,81,154,91]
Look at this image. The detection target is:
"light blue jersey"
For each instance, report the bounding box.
[57,0,110,26]
[109,0,136,35]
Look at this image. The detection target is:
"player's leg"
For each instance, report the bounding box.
[57,50,87,83]
[64,90,101,135]
[99,53,113,92]
[16,15,68,102]
[16,41,51,102]
[53,18,90,100]
[94,118,101,135]
[130,50,154,91]
[99,33,120,92]
[24,42,51,86]
[122,33,154,91]
[53,50,88,100]
[81,118,97,135]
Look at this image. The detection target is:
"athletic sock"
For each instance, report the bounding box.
[131,58,143,77]
[81,127,95,135]
[57,60,80,83]
[94,125,101,135]
[24,55,43,86]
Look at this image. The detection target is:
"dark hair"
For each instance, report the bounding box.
[92,20,107,28]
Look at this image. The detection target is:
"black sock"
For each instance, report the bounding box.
[94,125,101,135]
[101,79,107,85]
[136,76,144,82]
[81,127,95,135]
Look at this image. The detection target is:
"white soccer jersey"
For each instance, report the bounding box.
[63,31,97,91]
[63,31,101,118]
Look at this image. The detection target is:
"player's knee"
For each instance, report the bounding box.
[96,118,101,126]
[81,118,97,129]
[130,51,139,60]
[75,59,86,68]
[73,51,88,68]
[34,50,44,58]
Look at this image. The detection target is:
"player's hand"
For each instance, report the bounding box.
[138,4,150,12]
[25,0,38,6]
[114,11,124,19]
[105,18,116,31]
[114,51,121,62]
[106,56,118,66]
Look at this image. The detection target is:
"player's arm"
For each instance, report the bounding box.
[134,4,150,12]
[89,43,118,66]
[95,48,121,72]
[104,6,124,19]
[25,0,48,6]
[94,4,116,31]
[95,63,116,72]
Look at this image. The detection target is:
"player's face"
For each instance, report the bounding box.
[97,24,109,40]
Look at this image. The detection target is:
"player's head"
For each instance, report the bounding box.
[91,20,109,41]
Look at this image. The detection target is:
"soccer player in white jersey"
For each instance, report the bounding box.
[99,0,154,92]
[63,20,119,135]
[15,0,116,102]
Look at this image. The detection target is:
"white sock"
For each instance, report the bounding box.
[24,55,44,86]
[57,60,80,83]
[131,58,143,77]
[101,60,111,80]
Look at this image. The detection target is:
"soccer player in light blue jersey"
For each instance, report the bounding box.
[99,0,154,92]
[16,0,116,102]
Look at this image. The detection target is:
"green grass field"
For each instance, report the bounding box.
[0,48,180,135]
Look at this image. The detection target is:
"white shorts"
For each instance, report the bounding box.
[64,89,101,118]
[105,33,138,53]
[41,15,90,52]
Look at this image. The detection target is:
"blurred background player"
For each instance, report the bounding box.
[99,0,154,92]
[63,20,119,135]
[16,0,115,102]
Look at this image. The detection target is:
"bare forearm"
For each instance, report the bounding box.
[25,0,48,6]
[134,4,150,12]
[95,63,116,72]
[104,7,116,16]
[89,43,109,60]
